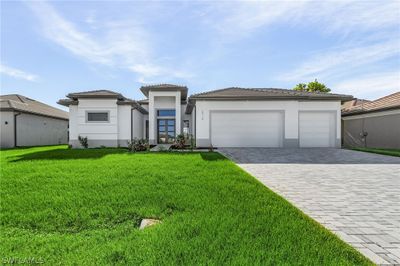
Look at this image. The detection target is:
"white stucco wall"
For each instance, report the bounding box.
[0,111,15,148]
[195,100,341,147]
[118,105,131,146]
[132,109,143,139]
[70,99,118,147]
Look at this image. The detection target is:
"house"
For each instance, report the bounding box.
[58,85,352,148]
[342,92,400,149]
[0,94,69,148]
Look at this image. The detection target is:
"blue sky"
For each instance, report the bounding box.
[1,1,399,110]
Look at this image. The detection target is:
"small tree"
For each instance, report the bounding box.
[293,79,331,93]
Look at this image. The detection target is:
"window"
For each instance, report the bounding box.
[87,112,109,122]
[157,109,175,117]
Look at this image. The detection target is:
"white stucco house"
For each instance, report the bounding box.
[58,84,352,148]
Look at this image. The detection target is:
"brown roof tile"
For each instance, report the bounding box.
[189,87,353,101]
[140,84,188,100]
[67,90,123,99]
[0,94,68,120]
[342,91,400,115]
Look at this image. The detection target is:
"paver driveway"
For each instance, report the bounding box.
[219,148,400,265]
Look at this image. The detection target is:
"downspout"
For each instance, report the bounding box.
[14,112,21,147]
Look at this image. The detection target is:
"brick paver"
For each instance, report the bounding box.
[219,148,400,265]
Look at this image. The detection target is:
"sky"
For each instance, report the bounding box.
[1,0,399,110]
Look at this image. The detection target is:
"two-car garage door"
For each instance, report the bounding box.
[210,111,336,148]
[211,111,284,147]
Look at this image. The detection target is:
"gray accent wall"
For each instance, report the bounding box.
[16,113,68,147]
[343,113,400,149]
[283,138,299,148]
[0,111,15,148]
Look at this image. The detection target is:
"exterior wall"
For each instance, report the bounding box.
[70,99,119,148]
[182,105,193,136]
[132,109,144,139]
[0,111,15,148]
[148,91,182,144]
[195,100,341,148]
[16,113,68,147]
[117,105,131,147]
[342,110,400,149]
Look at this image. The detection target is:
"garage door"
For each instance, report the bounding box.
[299,112,336,147]
[211,111,283,147]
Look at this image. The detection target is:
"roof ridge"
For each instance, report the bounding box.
[190,87,239,97]
[140,83,187,88]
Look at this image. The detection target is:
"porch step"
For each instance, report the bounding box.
[150,144,172,152]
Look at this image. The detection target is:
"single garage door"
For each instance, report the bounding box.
[211,111,283,147]
[299,112,336,147]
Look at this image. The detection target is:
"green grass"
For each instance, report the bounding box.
[352,147,400,157]
[0,146,371,265]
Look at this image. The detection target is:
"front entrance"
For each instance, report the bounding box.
[158,119,175,144]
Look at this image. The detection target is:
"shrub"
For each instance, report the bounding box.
[174,134,186,149]
[127,138,149,152]
[78,136,88,148]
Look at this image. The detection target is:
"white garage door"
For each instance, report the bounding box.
[299,112,336,147]
[211,111,283,147]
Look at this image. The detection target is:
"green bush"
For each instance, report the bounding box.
[127,138,149,152]
[78,136,88,148]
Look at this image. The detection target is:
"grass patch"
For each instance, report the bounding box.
[352,147,400,157]
[0,146,371,265]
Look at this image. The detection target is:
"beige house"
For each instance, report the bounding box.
[342,92,400,149]
[0,94,69,148]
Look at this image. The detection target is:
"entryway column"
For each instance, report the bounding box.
[148,92,156,144]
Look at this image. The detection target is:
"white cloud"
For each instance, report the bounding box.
[333,71,400,100]
[0,64,39,82]
[280,40,399,82]
[212,1,400,37]
[27,1,188,81]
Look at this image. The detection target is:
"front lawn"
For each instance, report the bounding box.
[352,147,400,157]
[0,146,370,265]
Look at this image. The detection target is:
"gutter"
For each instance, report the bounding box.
[14,112,21,147]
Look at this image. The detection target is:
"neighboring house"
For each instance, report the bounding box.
[342,92,400,149]
[341,98,370,111]
[58,85,352,148]
[0,94,69,148]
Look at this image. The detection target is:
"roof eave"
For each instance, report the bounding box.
[0,107,69,120]
[342,105,400,116]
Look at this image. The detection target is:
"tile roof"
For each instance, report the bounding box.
[189,87,353,101]
[140,84,188,100]
[341,99,370,110]
[342,91,400,115]
[58,90,148,114]
[66,89,123,99]
[0,94,68,120]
